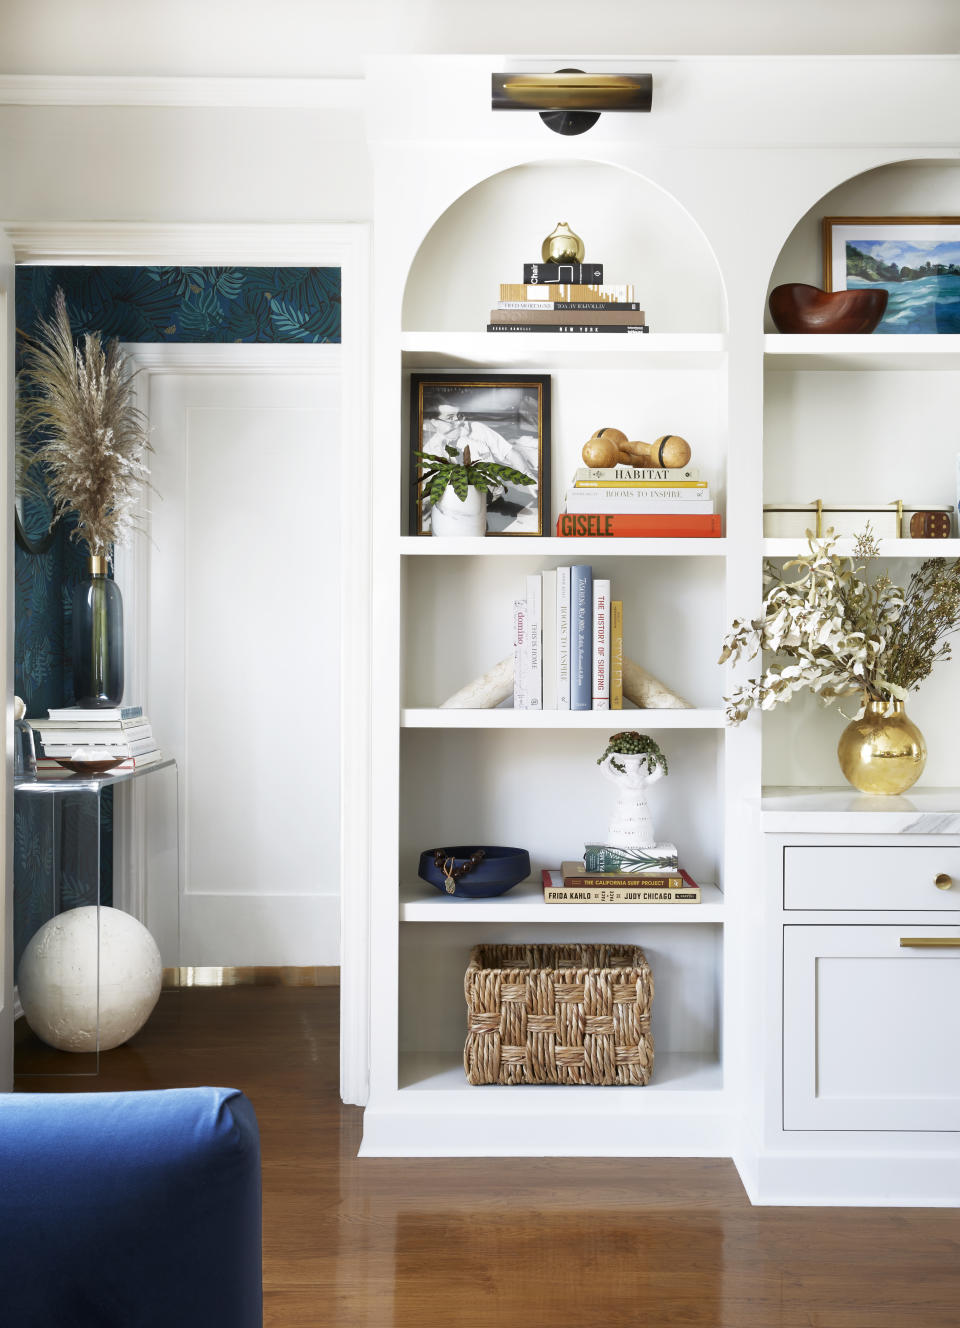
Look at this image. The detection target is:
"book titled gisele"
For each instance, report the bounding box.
[556,513,722,538]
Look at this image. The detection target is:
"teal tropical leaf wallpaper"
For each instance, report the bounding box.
[14,265,342,979]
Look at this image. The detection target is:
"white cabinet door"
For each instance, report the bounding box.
[783,925,960,1131]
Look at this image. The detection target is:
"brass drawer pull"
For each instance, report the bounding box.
[935,873,954,890]
[900,938,960,948]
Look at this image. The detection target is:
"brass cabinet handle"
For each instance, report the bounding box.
[935,873,954,890]
[900,937,960,948]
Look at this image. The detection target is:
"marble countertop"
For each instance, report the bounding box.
[757,787,960,834]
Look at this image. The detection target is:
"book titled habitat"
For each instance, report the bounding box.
[824,218,960,333]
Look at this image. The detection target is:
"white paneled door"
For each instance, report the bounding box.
[132,348,341,966]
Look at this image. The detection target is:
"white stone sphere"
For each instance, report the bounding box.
[19,906,162,1052]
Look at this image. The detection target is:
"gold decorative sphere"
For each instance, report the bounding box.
[541,222,585,264]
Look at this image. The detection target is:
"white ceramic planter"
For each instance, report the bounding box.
[599,753,665,850]
[431,486,487,537]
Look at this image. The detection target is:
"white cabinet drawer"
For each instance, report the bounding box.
[783,925,960,1131]
[783,846,960,911]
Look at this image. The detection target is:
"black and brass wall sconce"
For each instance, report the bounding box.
[491,69,653,136]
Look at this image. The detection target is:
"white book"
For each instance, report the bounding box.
[557,566,571,710]
[525,573,542,711]
[565,490,714,515]
[541,569,558,709]
[570,485,709,500]
[592,580,611,710]
[513,599,528,710]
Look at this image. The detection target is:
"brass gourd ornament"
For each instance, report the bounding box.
[541,222,585,264]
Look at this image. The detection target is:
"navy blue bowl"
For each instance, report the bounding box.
[418,845,531,899]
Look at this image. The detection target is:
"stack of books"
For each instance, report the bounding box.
[487,262,649,335]
[31,704,163,776]
[542,845,701,904]
[514,566,623,710]
[558,462,722,539]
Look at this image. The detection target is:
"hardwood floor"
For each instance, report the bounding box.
[15,987,960,1327]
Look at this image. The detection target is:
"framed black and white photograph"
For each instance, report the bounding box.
[410,373,551,536]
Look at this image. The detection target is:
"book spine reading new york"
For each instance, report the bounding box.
[487,324,649,334]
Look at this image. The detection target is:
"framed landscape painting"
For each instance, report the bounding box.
[409,373,551,535]
[823,216,960,333]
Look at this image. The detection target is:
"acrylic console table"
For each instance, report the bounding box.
[13,756,180,1076]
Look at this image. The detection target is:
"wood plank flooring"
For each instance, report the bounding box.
[15,987,960,1327]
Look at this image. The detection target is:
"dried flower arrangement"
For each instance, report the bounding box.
[19,288,152,560]
[720,529,960,724]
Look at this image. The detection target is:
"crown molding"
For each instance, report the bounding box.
[124,342,340,373]
[4,221,365,265]
[0,74,363,110]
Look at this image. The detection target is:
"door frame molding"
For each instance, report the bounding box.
[6,223,372,1106]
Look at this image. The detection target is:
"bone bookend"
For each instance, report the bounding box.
[440,655,515,709]
[440,654,692,710]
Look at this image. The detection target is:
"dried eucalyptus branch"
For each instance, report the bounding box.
[719,530,907,724]
[19,288,152,560]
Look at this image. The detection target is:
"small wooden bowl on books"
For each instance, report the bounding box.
[418,846,531,899]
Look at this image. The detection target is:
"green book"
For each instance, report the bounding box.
[583,843,679,874]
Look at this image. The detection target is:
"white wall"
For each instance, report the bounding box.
[1,0,958,76]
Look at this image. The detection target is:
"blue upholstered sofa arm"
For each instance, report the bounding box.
[0,1086,262,1328]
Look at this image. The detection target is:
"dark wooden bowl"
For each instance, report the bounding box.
[769,283,888,334]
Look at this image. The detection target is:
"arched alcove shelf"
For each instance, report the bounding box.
[402,159,727,335]
[761,157,960,790]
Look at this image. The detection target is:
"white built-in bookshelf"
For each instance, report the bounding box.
[362,56,960,1180]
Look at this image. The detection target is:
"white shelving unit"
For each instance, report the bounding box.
[360,54,960,1197]
[400,878,725,922]
[400,708,726,729]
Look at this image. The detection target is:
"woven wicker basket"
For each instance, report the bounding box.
[463,943,654,1086]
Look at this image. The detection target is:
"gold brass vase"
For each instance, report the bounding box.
[837,698,927,796]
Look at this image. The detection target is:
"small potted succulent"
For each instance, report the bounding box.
[415,443,534,537]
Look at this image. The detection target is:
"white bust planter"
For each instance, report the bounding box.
[599,752,665,850]
[431,486,487,537]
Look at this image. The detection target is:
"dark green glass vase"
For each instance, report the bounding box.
[72,555,124,708]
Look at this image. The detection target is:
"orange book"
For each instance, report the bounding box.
[556,513,722,538]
